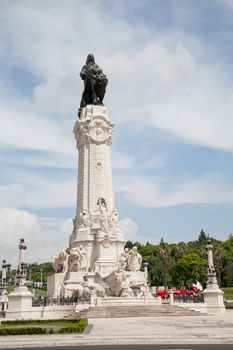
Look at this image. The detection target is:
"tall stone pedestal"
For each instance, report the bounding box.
[203,275,226,314]
[48,105,148,300]
[71,105,125,275]
[0,286,8,312]
[47,273,65,297]
[6,239,33,319]
[203,241,226,314]
[7,285,33,319]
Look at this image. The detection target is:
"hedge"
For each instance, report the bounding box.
[1,318,87,326]
[0,319,88,336]
[0,327,46,336]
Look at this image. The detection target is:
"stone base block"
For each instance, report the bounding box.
[203,287,226,313]
[6,290,33,319]
[47,273,65,297]
[6,305,76,320]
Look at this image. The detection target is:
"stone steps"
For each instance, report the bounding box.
[78,304,206,318]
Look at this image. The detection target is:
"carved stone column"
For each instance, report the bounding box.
[0,260,11,311]
[7,239,33,319]
[71,105,125,275]
[203,240,226,313]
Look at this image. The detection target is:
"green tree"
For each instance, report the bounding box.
[155,241,171,288]
[169,253,207,288]
[125,240,134,249]
[198,229,208,244]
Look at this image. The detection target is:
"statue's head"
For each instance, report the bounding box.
[86,54,95,64]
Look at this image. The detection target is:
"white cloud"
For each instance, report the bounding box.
[25,177,76,208]
[112,151,135,170]
[0,0,232,156]
[0,152,76,170]
[0,102,74,154]
[116,173,233,208]
[119,217,152,243]
[0,184,26,208]
[0,208,70,267]
[147,78,233,151]
[0,0,233,249]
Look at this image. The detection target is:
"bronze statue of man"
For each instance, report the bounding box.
[78,54,108,117]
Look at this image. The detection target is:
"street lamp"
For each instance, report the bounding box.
[158,244,170,289]
[40,268,43,285]
[214,247,222,287]
[0,259,11,311]
[1,260,11,287]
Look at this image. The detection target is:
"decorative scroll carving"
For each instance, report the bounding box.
[75,118,113,149]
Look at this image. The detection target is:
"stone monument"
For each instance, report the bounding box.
[203,240,226,313]
[7,239,33,319]
[48,55,147,300]
[0,260,11,312]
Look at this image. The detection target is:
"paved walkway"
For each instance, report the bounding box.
[0,312,233,348]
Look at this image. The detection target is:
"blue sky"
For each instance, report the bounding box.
[1,0,233,264]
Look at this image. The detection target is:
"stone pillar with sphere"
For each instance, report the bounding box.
[203,240,226,313]
[0,260,11,311]
[7,239,33,319]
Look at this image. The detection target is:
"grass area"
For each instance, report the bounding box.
[7,285,47,297]
[222,288,233,300]
[0,319,88,336]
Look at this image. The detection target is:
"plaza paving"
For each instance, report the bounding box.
[0,311,233,348]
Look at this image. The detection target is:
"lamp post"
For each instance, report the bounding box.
[214,248,222,287]
[158,244,170,289]
[40,268,43,285]
[1,260,11,286]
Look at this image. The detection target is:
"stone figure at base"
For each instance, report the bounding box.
[78,54,108,117]
[109,210,119,233]
[79,210,93,228]
[78,245,87,272]
[118,253,128,272]
[67,248,80,272]
[98,197,112,236]
[128,246,142,272]
[67,246,87,272]
[52,247,69,273]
